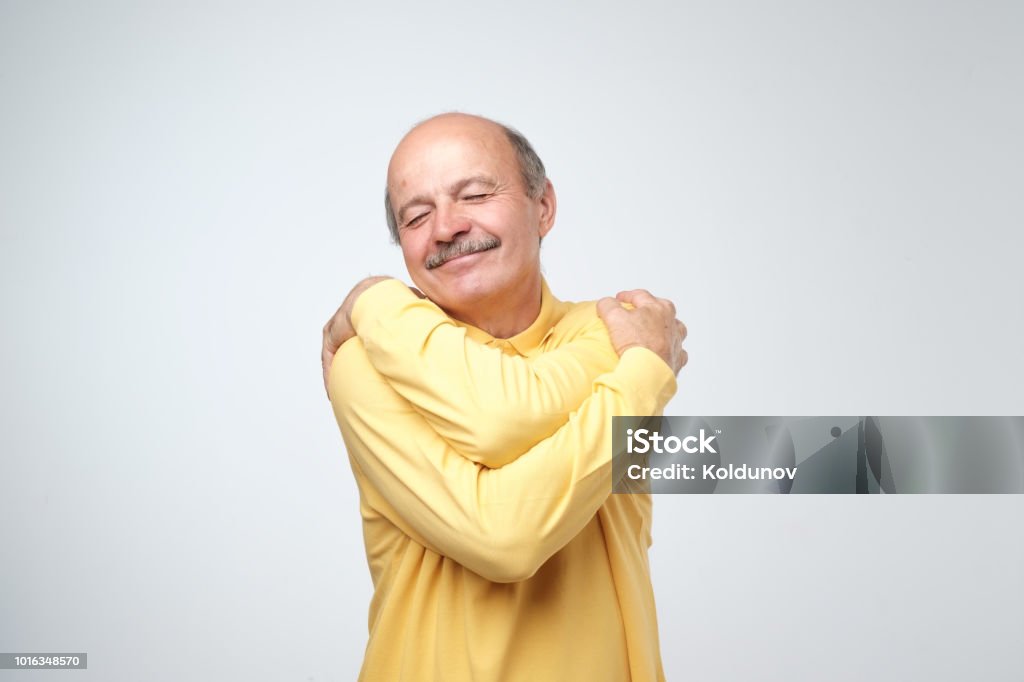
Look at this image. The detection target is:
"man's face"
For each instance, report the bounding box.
[386,115,555,319]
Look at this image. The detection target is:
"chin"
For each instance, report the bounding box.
[428,272,505,310]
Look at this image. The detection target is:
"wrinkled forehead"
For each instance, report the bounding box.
[387,120,518,197]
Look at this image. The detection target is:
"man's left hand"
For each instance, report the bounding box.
[322,275,393,397]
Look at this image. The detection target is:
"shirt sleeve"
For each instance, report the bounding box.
[350,278,626,468]
[329,336,676,583]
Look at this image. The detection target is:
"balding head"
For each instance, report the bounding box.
[384,113,547,243]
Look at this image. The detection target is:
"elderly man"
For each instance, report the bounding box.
[321,113,687,681]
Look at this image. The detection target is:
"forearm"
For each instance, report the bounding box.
[351,278,618,467]
[330,337,676,582]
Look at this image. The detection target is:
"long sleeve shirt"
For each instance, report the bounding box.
[328,277,678,681]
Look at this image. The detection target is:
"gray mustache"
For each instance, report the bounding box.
[425,236,501,270]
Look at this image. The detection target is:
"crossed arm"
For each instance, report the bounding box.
[346,279,633,467]
[324,278,685,581]
[330,336,675,582]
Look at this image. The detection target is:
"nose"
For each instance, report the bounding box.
[432,200,472,243]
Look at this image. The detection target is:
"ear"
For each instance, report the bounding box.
[537,179,557,239]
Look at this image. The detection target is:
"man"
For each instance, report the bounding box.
[321,113,687,681]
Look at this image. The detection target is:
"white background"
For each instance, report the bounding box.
[1,1,1022,680]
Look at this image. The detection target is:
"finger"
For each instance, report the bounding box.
[679,348,688,369]
[322,348,334,396]
[323,315,344,355]
[615,289,658,307]
[676,319,687,342]
[596,297,621,321]
[322,320,334,347]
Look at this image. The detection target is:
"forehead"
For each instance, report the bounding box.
[387,119,518,197]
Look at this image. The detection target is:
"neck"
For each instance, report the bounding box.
[442,273,543,339]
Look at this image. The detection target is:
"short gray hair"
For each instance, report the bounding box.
[384,118,547,244]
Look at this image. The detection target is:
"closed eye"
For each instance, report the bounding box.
[404,212,428,228]
[462,193,490,201]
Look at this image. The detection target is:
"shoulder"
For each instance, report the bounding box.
[541,298,618,374]
[551,298,608,342]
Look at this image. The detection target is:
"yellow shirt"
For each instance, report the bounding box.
[328,278,678,681]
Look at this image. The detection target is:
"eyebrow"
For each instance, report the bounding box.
[396,175,499,224]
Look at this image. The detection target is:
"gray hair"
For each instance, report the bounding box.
[384,118,547,244]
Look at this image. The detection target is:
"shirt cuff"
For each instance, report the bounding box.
[616,346,679,415]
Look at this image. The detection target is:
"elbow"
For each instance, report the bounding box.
[462,530,549,584]
[450,422,530,469]
[466,416,551,469]
[476,558,542,585]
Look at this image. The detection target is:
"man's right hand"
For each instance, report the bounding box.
[322,275,394,398]
[596,289,688,375]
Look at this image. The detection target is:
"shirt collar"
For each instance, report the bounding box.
[458,278,562,355]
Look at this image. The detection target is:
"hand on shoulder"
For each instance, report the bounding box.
[321,275,395,397]
[596,289,688,375]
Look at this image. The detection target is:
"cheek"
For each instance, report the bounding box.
[399,237,428,269]
[473,202,533,239]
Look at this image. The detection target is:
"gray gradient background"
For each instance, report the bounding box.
[1,1,1022,680]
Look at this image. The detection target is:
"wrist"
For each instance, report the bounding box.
[619,341,668,366]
